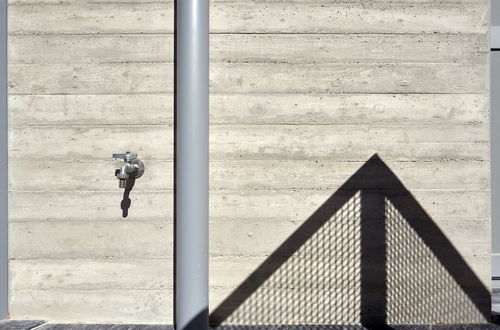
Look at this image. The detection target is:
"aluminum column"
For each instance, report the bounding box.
[175,0,209,329]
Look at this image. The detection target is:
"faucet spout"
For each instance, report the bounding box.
[112,151,145,216]
[113,152,145,189]
[117,162,134,188]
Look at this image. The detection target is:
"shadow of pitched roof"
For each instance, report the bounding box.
[209,154,490,327]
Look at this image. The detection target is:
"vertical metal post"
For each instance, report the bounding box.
[175,0,209,329]
[491,0,500,281]
[0,0,7,320]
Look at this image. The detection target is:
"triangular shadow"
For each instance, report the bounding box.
[209,154,490,327]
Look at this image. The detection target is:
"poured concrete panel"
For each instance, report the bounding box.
[7,0,491,325]
[0,0,6,321]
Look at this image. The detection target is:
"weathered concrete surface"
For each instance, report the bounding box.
[8,160,490,191]
[9,34,487,65]
[7,2,488,34]
[8,63,487,94]
[7,0,490,325]
[7,190,490,222]
[8,94,488,125]
[8,125,489,161]
[9,289,172,323]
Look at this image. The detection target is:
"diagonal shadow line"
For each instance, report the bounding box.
[209,181,357,325]
[387,187,491,321]
[209,153,490,326]
[209,157,366,326]
[359,154,490,321]
[209,175,359,325]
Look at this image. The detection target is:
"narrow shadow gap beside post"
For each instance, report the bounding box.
[173,0,178,325]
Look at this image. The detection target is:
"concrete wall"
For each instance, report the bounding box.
[0,0,7,320]
[7,0,490,325]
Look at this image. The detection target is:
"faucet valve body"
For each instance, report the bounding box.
[113,152,145,188]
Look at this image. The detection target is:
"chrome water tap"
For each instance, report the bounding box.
[112,152,145,188]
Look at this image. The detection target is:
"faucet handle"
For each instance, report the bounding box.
[112,152,137,162]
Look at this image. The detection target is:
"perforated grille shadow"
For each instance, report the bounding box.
[209,154,490,327]
[385,198,485,324]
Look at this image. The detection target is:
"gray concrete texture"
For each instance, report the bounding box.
[6,0,491,326]
[0,0,8,320]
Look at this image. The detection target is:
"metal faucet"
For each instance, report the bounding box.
[112,152,145,188]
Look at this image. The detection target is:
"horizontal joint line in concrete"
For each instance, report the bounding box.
[8,61,487,66]
[6,159,490,164]
[6,123,489,128]
[11,288,174,291]
[7,0,487,4]
[9,257,173,261]
[8,32,175,37]
[7,31,487,36]
[9,218,490,225]
[7,188,491,193]
[12,60,484,65]
[212,253,491,258]
[8,219,173,223]
[9,257,173,260]
[7,0,488,4]
[9,123,489,128]
[7,92,486,96]
[8,92,489,96]
[7,189,491,196]
[8,157,490,162]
